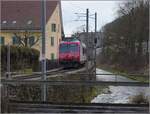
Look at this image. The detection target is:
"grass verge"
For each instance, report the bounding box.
[97,64,149,83]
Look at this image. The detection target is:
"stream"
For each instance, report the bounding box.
[91,68,149,103]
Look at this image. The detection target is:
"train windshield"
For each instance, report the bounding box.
[69,44,78,52]
[60,44,68,52]
[60,43,79,52]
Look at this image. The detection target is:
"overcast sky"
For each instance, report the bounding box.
[61,1,120,36]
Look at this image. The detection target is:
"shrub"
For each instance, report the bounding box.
[1,45,40,74]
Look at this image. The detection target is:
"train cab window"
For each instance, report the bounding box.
[60,43,78,53]
[60,44,68,52]
[69,44,78,52]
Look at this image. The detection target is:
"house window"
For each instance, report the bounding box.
[51,23,56,32]
[12,36,19,45]
[51,53,55,60]
[51,37,54,46]
[29,36,35,46]
[0,36,5,45]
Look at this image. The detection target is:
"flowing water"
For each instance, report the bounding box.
[91,68,149,103]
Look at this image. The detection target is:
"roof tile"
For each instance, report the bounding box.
[1,0,58,30]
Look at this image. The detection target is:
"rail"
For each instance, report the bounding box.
[7,100,149,113]
[1,79,149,87]
[6,72,149,77]
[2,72,149,80]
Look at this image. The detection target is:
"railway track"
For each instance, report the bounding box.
[9,67,86,80]
[10,67,63,80]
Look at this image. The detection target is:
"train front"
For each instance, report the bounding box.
[59,41,80,67]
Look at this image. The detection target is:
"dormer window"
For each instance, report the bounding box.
[12,21,16,24]
[2,20,7,24]
[27,20,32,25]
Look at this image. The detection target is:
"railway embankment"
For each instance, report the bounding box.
[2,66,105,104]
[45,67,106,103]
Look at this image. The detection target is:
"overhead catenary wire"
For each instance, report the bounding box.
[67,1,85,12]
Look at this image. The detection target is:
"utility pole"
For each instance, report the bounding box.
[94,12,97,79]
[41,0,47,101]
[86,9,89,74]
[86,9,89,35]
[74,9,97,80]
[95,13,97,33]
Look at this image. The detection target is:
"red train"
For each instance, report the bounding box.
[59,38,87,67]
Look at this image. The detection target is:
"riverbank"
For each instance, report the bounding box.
[96,64,149,82]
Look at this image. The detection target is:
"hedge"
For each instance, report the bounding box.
[1,45,40,74]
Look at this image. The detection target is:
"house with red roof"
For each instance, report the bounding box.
[0,0,64,60]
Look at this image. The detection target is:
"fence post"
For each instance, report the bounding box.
[2,83,9,113]
[7,44,11,79]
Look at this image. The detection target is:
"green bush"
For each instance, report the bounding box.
[1,45,40,74]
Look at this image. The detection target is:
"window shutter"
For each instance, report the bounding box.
[0,36,5,45]
[51,37,54,46]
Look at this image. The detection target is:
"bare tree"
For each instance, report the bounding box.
[100,0,149,68]
[13,30,41,47]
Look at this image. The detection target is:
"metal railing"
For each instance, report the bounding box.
[1,73,149,113]
[1,79,149,87]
